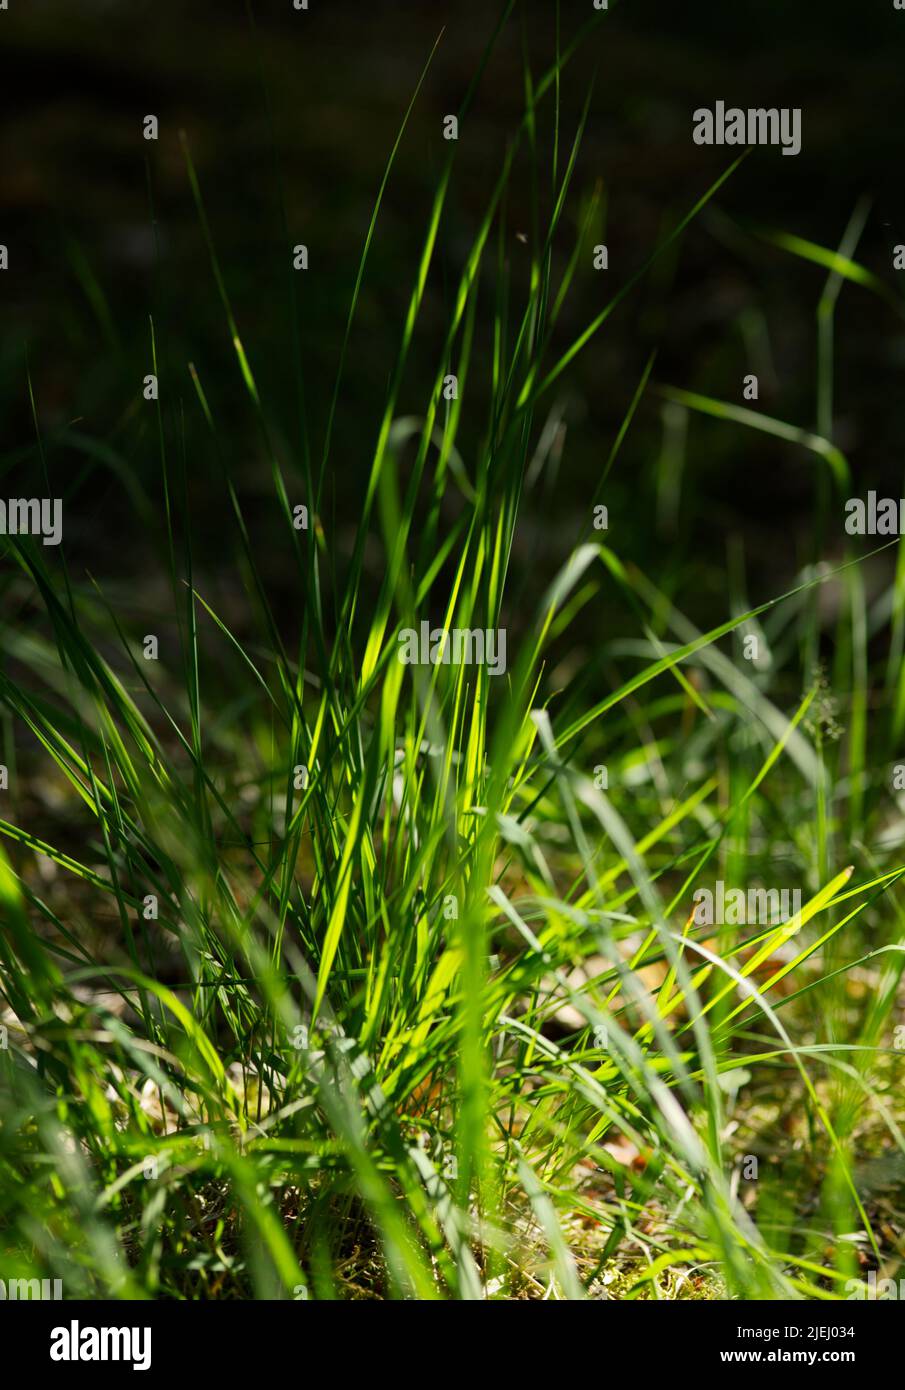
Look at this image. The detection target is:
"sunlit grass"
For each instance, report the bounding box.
[0,1,904,1301]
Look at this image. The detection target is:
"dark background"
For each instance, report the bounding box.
[2,0,904,644]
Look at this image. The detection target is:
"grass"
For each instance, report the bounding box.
[1,1,904,1300]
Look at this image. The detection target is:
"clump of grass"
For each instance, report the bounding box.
[1,1,904,1301]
